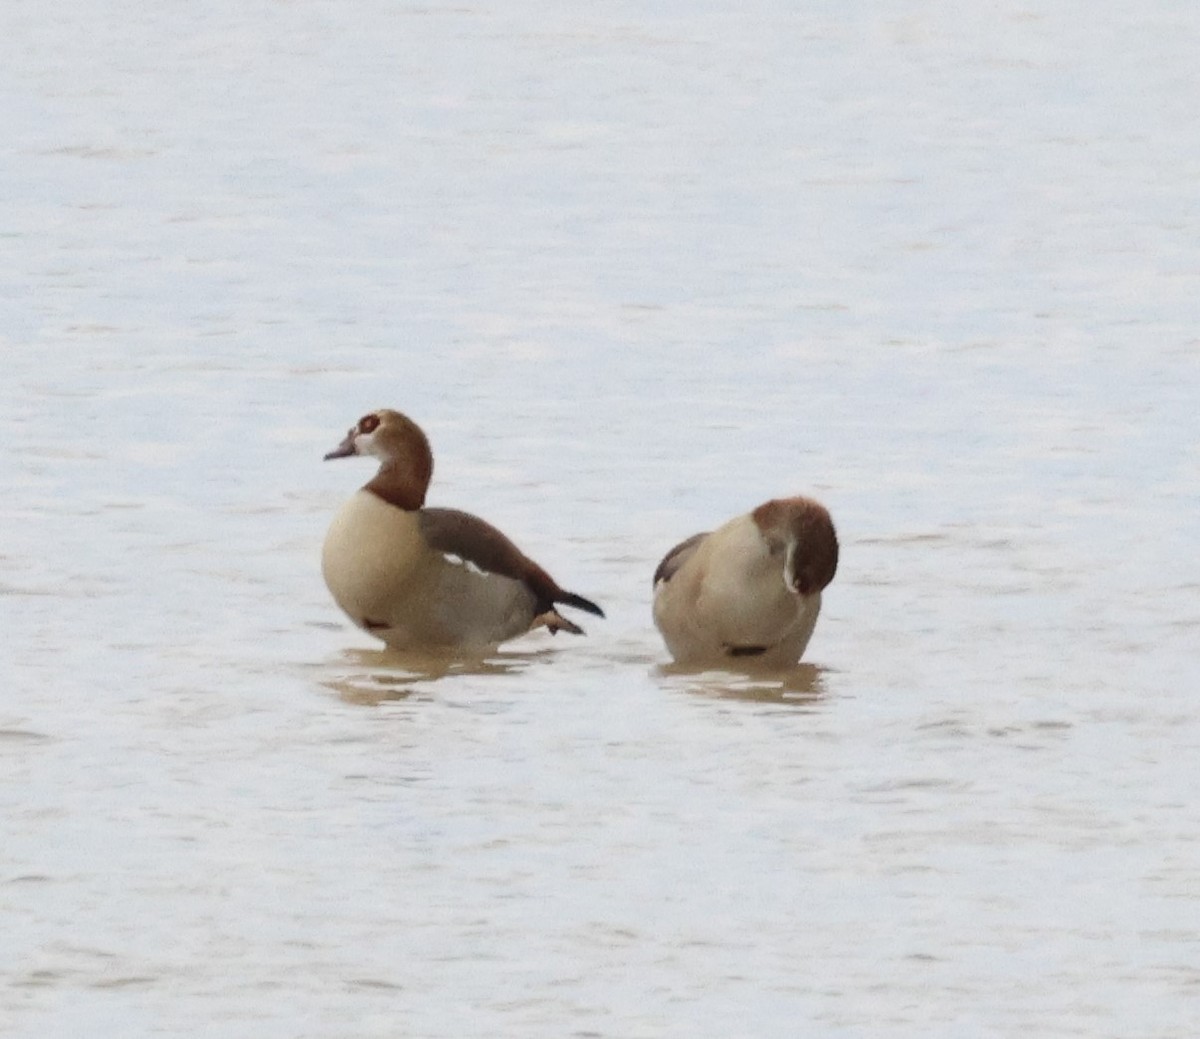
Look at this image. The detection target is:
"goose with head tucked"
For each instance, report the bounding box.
[321,409,603,653]
[652,496,838,669]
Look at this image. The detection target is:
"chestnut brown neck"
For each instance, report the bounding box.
[363,420,434,511]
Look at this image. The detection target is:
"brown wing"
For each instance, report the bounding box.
[652,531,708,586]
[418,507,603,618]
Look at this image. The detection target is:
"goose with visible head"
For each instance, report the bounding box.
[652,497,838,668]
[321,409,603,653]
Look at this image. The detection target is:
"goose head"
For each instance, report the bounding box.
[325,409,434,511]
[751,497,839,597]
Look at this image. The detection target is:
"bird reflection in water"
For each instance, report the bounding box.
[322,646,553,706]
[656,660,828,707]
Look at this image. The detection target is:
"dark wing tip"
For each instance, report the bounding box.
[653,531,708,586]
[556,591,605,619]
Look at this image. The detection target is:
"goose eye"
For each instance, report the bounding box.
[359,414,380,434]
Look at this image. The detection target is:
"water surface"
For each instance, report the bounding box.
[3,2,1199,1036]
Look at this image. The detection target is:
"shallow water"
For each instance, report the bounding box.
[3,2,1200,1036]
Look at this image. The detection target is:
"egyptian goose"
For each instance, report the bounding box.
[652,497,838,668]
[321,409,603,653]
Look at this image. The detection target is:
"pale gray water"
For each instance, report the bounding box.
[3,1,1200,1036]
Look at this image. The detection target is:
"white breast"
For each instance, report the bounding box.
[322,490,423,625]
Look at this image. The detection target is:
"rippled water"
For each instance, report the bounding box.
[3,2,1200,1036]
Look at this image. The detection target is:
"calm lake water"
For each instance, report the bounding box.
[3,2,1199,1036]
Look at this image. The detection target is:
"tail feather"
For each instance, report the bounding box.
[556,591,605,618]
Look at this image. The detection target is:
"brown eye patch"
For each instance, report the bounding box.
[358,413,381,434]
